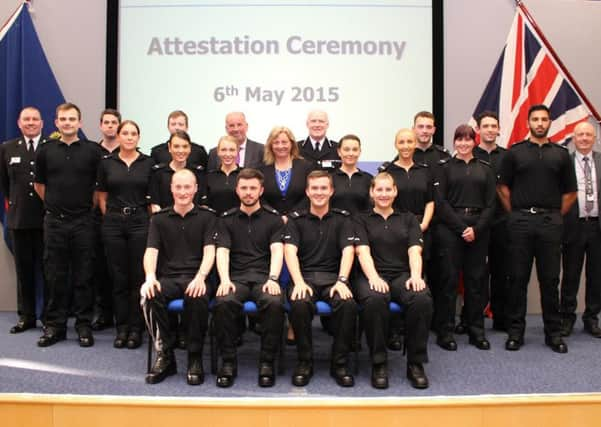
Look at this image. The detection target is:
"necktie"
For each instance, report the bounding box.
[315,141,321,153]
[236,146,243,166]
[28,139,34,153]
[583,156,594,213]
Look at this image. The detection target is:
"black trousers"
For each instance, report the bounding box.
[93,210,112,322]
[102,212,148,333]
[437,218,489,338]
[213,274,285,363]
[10,228,44,322]
[143,275,210,353]
[354,271,432,365]
[561,219,601,325]
[288,272,358,366]
[487,218,510,325]
[43,212,95,330]
[506,211,562,339]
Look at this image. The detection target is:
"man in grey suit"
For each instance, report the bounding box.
[207,112,264,170]
[560,121,601,338]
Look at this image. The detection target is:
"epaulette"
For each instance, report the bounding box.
[331,208,350,216]
[416,162,429,168]
[188,163,205,171]
[198,205,216,214]
[262,204,280,215]
[152,162,168,171]
[287,210,306,219]
[378,161,391,172]
[477,159,492,167]
[511,140,527,148]
[102,153,113,160]
[221,207,239,217]
[156,207,171,215]
[438,158,450,165]
[434,145,450,154]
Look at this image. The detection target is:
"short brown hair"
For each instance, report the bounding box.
[236,168,264,186]
[56,102,81,120]
[100,108,121,123]
[413,111,435,125]
[167,110,188,127]
[306,169,333,187]
[339,134,361,148]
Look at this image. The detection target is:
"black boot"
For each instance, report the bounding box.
[146,350,177,384]
[187,352,204,385]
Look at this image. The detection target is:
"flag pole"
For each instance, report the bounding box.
[516,0,601,122]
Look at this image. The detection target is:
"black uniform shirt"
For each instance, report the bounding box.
[354,210,423,277]
[0,137,49,229]
[284,208,354,274]
[435,157,496,234]
[215,205,284,277]
[200,167,241,215]
[97,153,154,209]
[330,168,373,215]
[413,144,451,169]
[149,163,205,208]
[474,145,507,220]
[498,140,577,209]
[35,139,102,216]
[381,162,433,215]
[147,205,216,277]
[150,141,208,168]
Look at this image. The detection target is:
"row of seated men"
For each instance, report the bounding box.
[1,103,600,390]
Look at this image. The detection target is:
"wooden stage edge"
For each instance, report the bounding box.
[3,393,601,427]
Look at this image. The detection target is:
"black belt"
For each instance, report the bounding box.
[107,206,144,215]
[518,207,559,215]
[579,216,599,222]
[454,207,482,215]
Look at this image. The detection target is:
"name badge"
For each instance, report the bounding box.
[321,160,333,168]
[587,194,595,202]
[9,157,21,165]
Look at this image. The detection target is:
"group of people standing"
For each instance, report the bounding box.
[1,102,599,391]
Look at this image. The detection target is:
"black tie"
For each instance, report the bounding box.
[315,141,321,152]
[28,139,34,153]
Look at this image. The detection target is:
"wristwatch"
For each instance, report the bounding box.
[337,275,348,284]
[268,275,279,283]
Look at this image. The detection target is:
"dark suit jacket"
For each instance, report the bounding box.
[297,137,340,169]
[0,136,49,229]
[207,138,264,170]
[259,159,314,214]
[563,150,601,243]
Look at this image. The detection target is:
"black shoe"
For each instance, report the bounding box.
[127,331,142,349]
[146,350,177,384]
[505,337,523,351]
[330,364,354,387]
[258,362,275,387]
[113,330,128,348]
[187,353,204,385]
[10,318,36,334]
[454,323,468,335]
[560,317,575,337]
[436,334,457,351]
[584,323,601,338]
[91,316,114,331]
[545,336,568,353]
[469,335,491,350]
[78,328,94,347]
[371,363,389,389]
[37,328,66,347]
[216,361,237,388]
[292,361,313,387]
[387,333,403,351]
[407,363,429,389]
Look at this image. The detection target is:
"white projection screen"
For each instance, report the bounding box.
[118,0,434,171]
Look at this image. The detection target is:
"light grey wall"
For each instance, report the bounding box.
[1,0,599,313]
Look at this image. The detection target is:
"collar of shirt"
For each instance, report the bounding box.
[168,205,199,217]
[310,138,326,150]
[575,150,594,162]
[367,209,401,218]
[22,134,42,150]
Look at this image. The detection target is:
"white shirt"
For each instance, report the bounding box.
[575,151,598,218]
[238,140,247,167]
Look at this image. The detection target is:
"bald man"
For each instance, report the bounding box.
[560,122,601,338]
[207,112,264,170]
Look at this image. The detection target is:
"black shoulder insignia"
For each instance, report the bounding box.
[417,162,429,168]
[221,207,239,217]
[262,204,280,215]
[188,163,204,171]
[331,208,350,216]
[102,154,112,160]
[511,140,527,147]
[378,161,391,172]
[198,205,216,214]
[288,210,305,219]
[438,158,450,165]
[477,159,492,167]
[152,163,167,170]
[434,145,450,154]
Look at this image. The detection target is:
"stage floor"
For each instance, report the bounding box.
[1,311,600,399]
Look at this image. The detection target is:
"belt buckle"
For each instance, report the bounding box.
[122,207,132,215]
[529,207,537,214]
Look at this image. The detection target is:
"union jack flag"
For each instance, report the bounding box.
[469,3,600,148]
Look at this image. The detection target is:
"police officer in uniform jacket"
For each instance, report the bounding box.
[0,106,48,333]
[434,125,496,351]
[297,110,340,170]
[497,104,577,353]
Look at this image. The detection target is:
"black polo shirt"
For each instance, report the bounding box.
[354,210,423,277]
[413,144,451,169]
[200,167,241,215]
[149,163,205,207]
[35,139,102,216]
[330,168,373,215]
[97,153,154,210]
[147,205,216,277]
[381,162,433,215]
[150,141,208,168]
[215,205,284,278]
[284,208,355,274]
[435,157,496,234]
[498,140,577,209]
[474,145,507,220]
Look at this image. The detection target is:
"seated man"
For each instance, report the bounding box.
[213,168,285,388]
[141,169,216,385]
[284,170,357,387]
